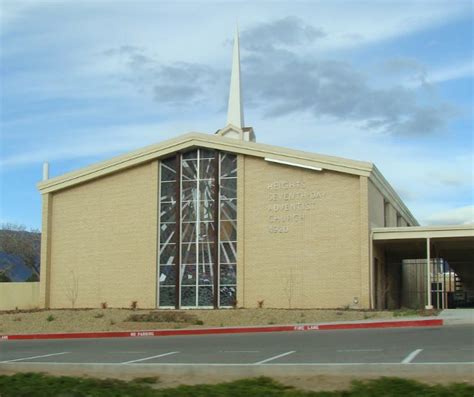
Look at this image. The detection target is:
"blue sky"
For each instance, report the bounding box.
[0,0,473,229]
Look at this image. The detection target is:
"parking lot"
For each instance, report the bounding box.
[1,325,473,367]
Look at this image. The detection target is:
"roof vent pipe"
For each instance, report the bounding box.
[42,162,49,181]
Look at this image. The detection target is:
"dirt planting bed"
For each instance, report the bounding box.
[0,308,408,335]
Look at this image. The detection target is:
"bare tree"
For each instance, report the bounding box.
[0,223,40,281]
[380,276,394,310]
[65,269,79,308]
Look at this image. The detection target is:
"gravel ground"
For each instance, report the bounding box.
[0,308,395,335]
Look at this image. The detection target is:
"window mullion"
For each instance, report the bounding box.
[196,149,200,307]
[176,153,182,309]
[213,151,220,308]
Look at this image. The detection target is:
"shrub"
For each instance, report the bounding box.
[393,308,440,317]
[126,311,198,323]
[130,376,159,385]
[46,315,55,322]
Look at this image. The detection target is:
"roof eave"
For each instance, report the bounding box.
[37,132,375,194]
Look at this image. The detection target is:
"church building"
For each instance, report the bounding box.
[37,31,473,311]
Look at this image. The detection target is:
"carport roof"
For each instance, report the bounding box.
[372,225,474,267]
[372,225,474,240]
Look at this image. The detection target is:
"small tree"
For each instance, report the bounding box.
[379,275,394,310]
[0,223,40,281]
[0,268,12,282]
[66,269,79,308]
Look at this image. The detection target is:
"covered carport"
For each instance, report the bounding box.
[371,225,474,310]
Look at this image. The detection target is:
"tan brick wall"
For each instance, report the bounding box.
[236,154,246,307]
[241,156,366,309]
[39,193,52,308]
[0,282,40,310]
[48,162,158,309]
[358,177,370,308]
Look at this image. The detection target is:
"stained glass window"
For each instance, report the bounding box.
[158,149,237,308]
[219,152,237,307]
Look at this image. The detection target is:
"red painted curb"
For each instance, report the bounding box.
[0,319,443,341]
[318,319,443,330]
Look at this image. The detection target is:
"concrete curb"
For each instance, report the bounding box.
[2,362,473,381]
[0,318,443,341]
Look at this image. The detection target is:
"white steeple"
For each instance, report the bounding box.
[216,26,255,142]
[227,26,244,129]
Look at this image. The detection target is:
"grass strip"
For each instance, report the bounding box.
[0,373,472,397]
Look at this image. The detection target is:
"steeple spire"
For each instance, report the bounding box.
[216,26,255,142]
[227,26,244,129]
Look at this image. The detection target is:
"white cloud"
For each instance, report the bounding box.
[423,205,474,225]
[1,1,469,59]
[428,60,474,84]
[0,117,222,169]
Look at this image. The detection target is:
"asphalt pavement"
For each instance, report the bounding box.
[1,324,472,366]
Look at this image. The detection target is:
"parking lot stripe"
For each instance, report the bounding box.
[121,351,179,364]
[337,349,383,352]
[254,351,295,365]
[402,349,423,364]
[0,352,69,363]
[2,361,473,366]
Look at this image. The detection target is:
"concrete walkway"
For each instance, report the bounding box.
[439,309,474,325]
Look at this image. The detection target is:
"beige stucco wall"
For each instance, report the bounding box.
[368,180,412,229]
[398,217,409,227]
[241,156,368,309]
[386,203,398,227]
[45,162,158,309]
[368,180,385,228]
[0,282,40,310]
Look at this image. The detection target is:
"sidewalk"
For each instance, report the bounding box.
[438,308,474,325]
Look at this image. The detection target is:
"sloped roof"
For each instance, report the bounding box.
[37,132,418,225]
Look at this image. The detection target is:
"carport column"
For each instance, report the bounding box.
[425,237,433,309]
